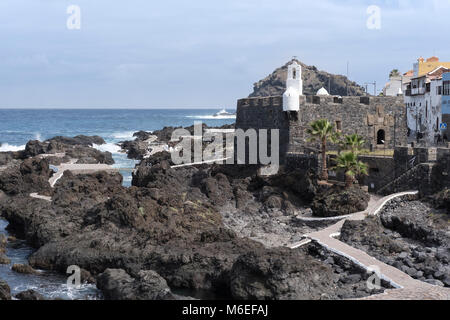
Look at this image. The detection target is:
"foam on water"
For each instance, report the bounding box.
[0,218,102,300]
[0,143,26,152]
[111,131,136,140]
[93,143,123,155]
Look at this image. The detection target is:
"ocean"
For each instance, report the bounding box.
[0,108,236,186]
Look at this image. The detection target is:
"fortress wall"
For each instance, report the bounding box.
[236,95,408,161]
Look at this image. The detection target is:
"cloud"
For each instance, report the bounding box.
[0,0,449,107]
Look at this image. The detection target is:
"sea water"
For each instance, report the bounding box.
[0,108,235,186]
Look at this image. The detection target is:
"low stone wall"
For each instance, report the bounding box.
[285,153,318,176]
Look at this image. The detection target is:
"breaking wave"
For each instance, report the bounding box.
[186,114,236,120]
[93,143,123,154]
[0,143,26,152]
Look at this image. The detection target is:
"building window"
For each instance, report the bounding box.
[293,69,297,79]
[444,81,450,95]
[335,121,342,131]
[377,130,385,145]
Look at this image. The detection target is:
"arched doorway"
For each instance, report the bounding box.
[377,129,385,145]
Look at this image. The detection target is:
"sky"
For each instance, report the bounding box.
[0,0,450,108]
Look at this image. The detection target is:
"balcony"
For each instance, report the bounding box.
[411,87,426,96]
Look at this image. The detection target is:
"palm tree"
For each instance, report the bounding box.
[389,69,401,78]
[344,134,365,154]
[335,151,368,188]
[307,119,336,181]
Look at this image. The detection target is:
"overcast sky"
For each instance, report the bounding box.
[0,0,449,108]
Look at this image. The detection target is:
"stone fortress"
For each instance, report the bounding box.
[235,59,450,195]
[236,60,407,159]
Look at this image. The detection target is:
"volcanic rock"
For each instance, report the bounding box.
[0,279,11,300]
[97,269,175,300]
[311,186,369,217]
[250,59,366,97]
[15,289,46,300]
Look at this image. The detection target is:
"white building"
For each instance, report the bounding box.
[383,71,413,97]
[404,66,448,144]
[316,87,330,96]
[283,61,303,112]
[383,76,403,96]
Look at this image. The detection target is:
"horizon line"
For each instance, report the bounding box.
[0,106,237,110]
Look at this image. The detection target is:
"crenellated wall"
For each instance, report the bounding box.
[236,95,408,162]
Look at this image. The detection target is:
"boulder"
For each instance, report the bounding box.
[430,189,450,214]
[0,280,11,300]
[15,289,46,300]
[230,247,336,300]
[0,234,6,253]
[97,269,174,300]
[311,186,369,217]
[0,157,52,196]
[11,264,39,275]
[0,254,10,265]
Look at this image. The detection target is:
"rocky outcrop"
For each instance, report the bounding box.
[12,264,39,275]
[0,234,8,264]
[311,186,370,217]
[0,158,52,196]
[0,234,6,253]
[0,279,11,300]
[249,59,366,97]
[120,123,235,160]
[429,188,450,214]
[0,255,10,265]
[15,290,46,300]
[97,269,175,300]
[23,136,113,165]
[0,152,15,166]
[230,247,336,300]
[0,148,355,300]
[2,142,401,300]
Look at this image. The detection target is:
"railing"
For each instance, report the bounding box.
[375,156,420,195]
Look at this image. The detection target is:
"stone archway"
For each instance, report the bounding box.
[377,129,385,145]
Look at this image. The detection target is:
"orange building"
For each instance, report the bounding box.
[413,56,450,76]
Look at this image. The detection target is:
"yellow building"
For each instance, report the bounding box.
[414,56,450,76]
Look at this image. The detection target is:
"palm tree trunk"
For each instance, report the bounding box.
[345,173,353,188]
[321,138,328,181]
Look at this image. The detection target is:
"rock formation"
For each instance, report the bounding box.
[250,59,366,97]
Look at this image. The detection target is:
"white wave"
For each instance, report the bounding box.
[186,115,236,120]
[111,131,136,140]
[93,143,123,154]
[34,133,42,141]
[0,143,26,152]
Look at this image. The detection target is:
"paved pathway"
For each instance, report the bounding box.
[290,191,450,300]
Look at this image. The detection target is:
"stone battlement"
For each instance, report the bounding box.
[236,94,407,158]
[237,95,403,108]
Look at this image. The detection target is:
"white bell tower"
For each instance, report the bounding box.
[283,60,303,112]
